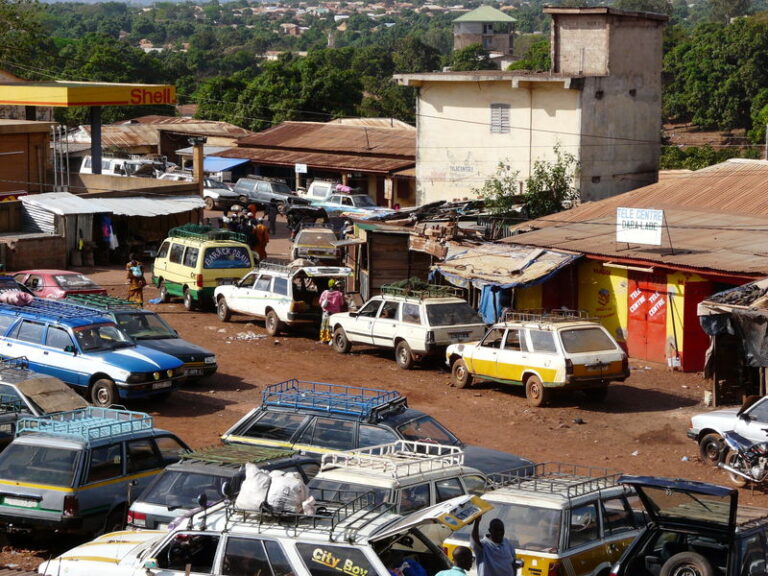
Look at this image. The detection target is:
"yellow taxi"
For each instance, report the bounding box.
[442,463,643,576]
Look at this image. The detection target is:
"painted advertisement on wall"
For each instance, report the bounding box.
[577,260,628,347]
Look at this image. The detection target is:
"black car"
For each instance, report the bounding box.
[65,294,217,381]
[127,444,319,529]
[611,475,768,576]
[221,379,534,475]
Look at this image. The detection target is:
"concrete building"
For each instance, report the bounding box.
[395,7,667,206]
[452,6,516,69]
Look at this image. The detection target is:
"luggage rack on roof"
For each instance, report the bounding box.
[223,490,395,543]
[321,440,464,478]
[180,445,296,467]
[0,298,107,320]
[66,294,141,311]
[380,283,463,300]
[262,380,406,422]
[168,224,249,245]
[503,309,598,324]
[0,356,29,371]
[488,462,622,499]
[16,407,153,441]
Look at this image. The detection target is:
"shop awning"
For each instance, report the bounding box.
[21,192,204,217]
[203,157,250,172]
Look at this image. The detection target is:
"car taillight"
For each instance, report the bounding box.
[565,359,574,375]
[196,274,203,288]
[127,510,146,527]
[63,495,79,518]
[548,560,561,576]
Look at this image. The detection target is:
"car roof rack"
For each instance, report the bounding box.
[320,440,465,478]
[180,445,297,467]
[222,489,395,543]
[262,380,406,422]
[488,462,622,499]
[16,407,153,441]
[380,282,463,300]
[0,356,29,371]
[0,298,109,321]
[169,223,249,245]
[503,309,598,324]
[66,294,142,311]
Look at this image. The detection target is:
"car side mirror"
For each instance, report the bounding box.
[197,493,208,509]
[144,558,159,573]
[64,345,76,354]
[349,311,358,318]
[221,481,233,499]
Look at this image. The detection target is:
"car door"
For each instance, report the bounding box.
[250,274,274,318]
[79,441,126,535]
[495,327,529,383]
[734,398,768,443]
[466,327,506,379]
[370,300,401,347]
[345,299,382,345]
[148,531,222,576]
[221,536,297,576]
[4,320,49,375]
[226,271,258,314]
[43,325,85,386]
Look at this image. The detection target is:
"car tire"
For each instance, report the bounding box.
[725,450,749,487]
[91,378,118,407]
[204,197,215,211]
[660,552,715,576]
[183,289,195,311]
[525,375,548,407]
[698,433,723,465]
[451,359,473,388]
[333,327,351,353]
[265,310,282,336]
[239,195,249,205]
[217,297,231,322]
[395,340,414,370]
[583,386,608,402]
[159,281,170,303]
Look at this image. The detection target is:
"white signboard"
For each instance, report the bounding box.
[295,163,307,174]
[616,207,663,246]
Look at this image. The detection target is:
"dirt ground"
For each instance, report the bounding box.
[3,215,766,570]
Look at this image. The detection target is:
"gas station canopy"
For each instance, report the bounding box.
[0,81,176,107]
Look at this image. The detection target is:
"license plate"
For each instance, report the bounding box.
[450,332,470,340]
[4,497,37,508]
[152,380,173,390]
[185,368,204,376]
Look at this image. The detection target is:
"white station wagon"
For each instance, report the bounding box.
[330,285,486,369]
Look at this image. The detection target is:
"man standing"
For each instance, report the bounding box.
[471,518,517,576]
[435,547,473,576]
[252,218,270,261]
[318,279,344,344]
[266,200,279,235]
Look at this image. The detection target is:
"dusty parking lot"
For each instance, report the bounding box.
[3,218,767,568]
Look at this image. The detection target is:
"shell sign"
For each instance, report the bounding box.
[0,81,176,107]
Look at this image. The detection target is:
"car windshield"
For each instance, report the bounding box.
[141,470,235,509]
[115,312,176,340]
[0,383,30,414]
[352,196,377,207]
[309,478,389,505]
[54,274,100,290]
[205,180,230,190]
[74,323,134,351]
[560,327,619,353]
[298,231,336,245]
[454,502,562,553]
[396,415,460,446]
[425,303,483,327]
[203,246,252,269]
[0,443,79,486]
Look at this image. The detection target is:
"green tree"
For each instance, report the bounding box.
[449,43,497,71]
[614,0,673,15]
[392,36,441,73]
[508,38,550,71]
[523,145,579,218]
[0,0,45,72]
[708,0,750,23]
[473,161,522,217]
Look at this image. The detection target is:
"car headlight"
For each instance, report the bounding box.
[204,356,216,364]
[166,369,174,378]
[153,372,161,381]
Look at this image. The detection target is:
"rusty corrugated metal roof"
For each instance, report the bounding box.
[236,121,415,157]
[327,118,416,130]
[69,118,253,147]
[503,160,768,277]
[116,116,252,138]
[216,147,413,174]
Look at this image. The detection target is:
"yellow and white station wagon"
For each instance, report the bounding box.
[446,311,629,407]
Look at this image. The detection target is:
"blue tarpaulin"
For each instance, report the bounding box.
[204,157,250,172]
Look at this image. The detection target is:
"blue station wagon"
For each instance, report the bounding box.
[0,299,185,406]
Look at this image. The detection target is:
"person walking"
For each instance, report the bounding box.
[266,200,279,235]
[435,547,473,576]
[125,253,147,306]
[252,218,270,261]
[471,518,517,576]
[318,279,344,344]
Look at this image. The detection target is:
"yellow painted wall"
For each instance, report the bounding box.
[577,260,628,346]
[515,284,542,310]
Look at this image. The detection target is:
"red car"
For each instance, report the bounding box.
[13,269,107,299]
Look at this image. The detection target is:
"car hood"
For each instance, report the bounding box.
[134,338,214,362]
[95,345,185,371]
[690,408,740,433]
[38,529,166,575]
[461,444,534,475]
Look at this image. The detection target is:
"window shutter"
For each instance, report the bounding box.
[490,103,510,134]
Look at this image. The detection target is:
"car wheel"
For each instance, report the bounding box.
[159,281,170,303]
[204,197,215,210]
[91,378,118,407]
[265,310,283,336]
[725,450,749,487]
[660,552,715,576]
[525,375,548,407]
[451,359,473,388]
[395,340,414,370]
[698,433,723,465]
[217,297,231,322]
[239,195,249,205]
[583,386,608,402]
[333,327,351,353]
[183,289,195,311]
